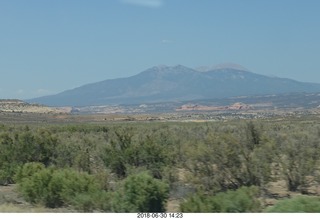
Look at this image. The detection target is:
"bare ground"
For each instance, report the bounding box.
[0,184,75,213]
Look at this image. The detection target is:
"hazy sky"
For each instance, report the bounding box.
[1,0,320,99]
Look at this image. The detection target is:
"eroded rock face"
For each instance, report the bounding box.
[0,99,70,114]
[228,102,252,110]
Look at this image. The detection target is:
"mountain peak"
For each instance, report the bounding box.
[152,64,169,70]
[145,64,195,74]
[196,63,250,72]
[152,64,189,70]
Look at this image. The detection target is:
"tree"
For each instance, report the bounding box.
[186,122,273,192]
[274,132,319,191]
[112,172,169,212]
[101,127,134,178]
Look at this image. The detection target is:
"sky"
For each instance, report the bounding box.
[1,0,320,99]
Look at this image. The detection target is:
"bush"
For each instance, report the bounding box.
[266,196,320,213]
[101,127,174,179]
[18,167,54,206]
[0,133,16,184]
[17,166,103,209]
[180,186,262,213]
[112,172,169,212]
[14,162,45,183]
[179,191,220,212]
[0,128,58,184]
[72,191,112,212]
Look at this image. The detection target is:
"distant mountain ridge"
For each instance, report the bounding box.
[28,64,320,107]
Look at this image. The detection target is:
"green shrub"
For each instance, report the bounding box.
[112,172,169,212]
[18,167,54,206]
[0,128,58,184]
[180,186,262,213]
[0,133,16,184]
[101,127,174,179]
[0,163,19,185]
[72,191,112,212]
[17,166,103,209]
[179,191,220,212]
[14,162,45,183]
[266,196,320,213]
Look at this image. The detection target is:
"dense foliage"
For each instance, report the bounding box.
[112,172,169,212]
[17,164,101,208]
[266,196,320,212]
[180,186,261,212]
[1,118,320,212]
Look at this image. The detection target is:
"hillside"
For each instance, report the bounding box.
[0,99,70,114]
[28,65,320,107]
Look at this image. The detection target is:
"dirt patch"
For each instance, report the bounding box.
[265,180,290,199]
[166,199,181,212]
[0,184,75,213]
[0,184,25,206]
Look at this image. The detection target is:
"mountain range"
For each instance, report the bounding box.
[28,64,320,107]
